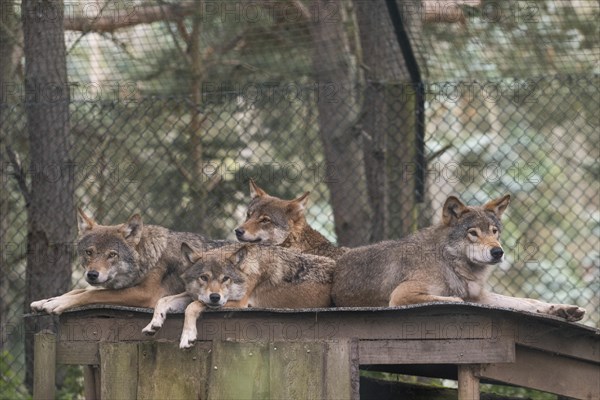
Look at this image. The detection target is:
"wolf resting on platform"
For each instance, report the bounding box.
[332,195,585,322]
[30,209,228,314]
[142,242,336,348]
[235,179,347,259]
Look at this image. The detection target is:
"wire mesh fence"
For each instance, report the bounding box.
[1,0,598,397]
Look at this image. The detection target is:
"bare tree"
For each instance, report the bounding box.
[21,0,75,389]
[355,0,423,239]
[0,0,21,351]
[310,0,371,246]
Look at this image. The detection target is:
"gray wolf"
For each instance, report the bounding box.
[331,195,585,322]
[234,179,347,259]
[30,208,229,314]
[142,242,335,348]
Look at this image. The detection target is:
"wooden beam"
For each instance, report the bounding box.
[359,339,515,364]
[478,346,600,399]
[56,341,99,365]
[458,365,480,400]
[33,332,56,400]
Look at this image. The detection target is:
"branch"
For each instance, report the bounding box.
[64,3,197,33]
[5,146,31,206]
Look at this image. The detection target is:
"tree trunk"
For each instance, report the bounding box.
[22,0,74,389]
[355,0,421,240]
[0,0,22,352]
[310,0,371,247]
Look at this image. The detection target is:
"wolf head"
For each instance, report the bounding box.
[442,195,511,265]
[76,209,144,289]
[180,243,247,308]
[234,179,309,245]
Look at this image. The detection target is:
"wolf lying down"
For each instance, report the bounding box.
[332,194,585,321]
[143,243,336,348]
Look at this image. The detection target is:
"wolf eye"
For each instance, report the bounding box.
[107,251,118,259]
[468,229,478,237]
[85,249,93,256]
[200,275,209,282]
[222,276,230,283]
[492,227,499,234]
[259,216,271,223]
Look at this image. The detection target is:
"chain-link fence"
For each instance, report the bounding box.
[1,0,598,397]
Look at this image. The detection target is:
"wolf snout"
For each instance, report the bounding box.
[234,228,245,238]
[490,247,504,260]
[209,293,221,303]
[86,270,100,282]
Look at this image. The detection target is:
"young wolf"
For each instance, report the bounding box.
[332,195,585,322]
[30,209,228,314]
[143,242,335,348]
[235,179,347,259]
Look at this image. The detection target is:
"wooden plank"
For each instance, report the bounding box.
[99,342,138,400]
[56,341,99,365]
[269,342,326,399]
[325,339,359,400]
[58,310,497,342]
[137,341,210,399]
[82,366,98,400]
[33,332,56,400]
[208,341,270,399]
[479,345,600,399]
[458,365,480,400]
[513,319,600,363]
[359,339,515,364]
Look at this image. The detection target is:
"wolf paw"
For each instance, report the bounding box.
[540,304,586,322]
[32,297,70,315]
[142,318,164,336]
[30,298,52,312]
[179,328,197,349]
[554,305,585,322]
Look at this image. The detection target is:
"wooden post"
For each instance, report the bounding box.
[82,365,99,400]
[33,332,56,400]
[458,365,480,400]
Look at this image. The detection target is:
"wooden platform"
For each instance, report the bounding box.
[27,303,600,399]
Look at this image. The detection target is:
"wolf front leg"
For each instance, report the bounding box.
[476,291,585,322]
[179,300,206,349]
[143,292,193,335]
[30,289,88,312]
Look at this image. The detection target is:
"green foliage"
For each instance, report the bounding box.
[0,351,30,400]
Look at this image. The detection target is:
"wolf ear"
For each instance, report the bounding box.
[120,214,143,245]
[484,194,511,219]
[181,242,200,266]
[442,196,469,225]
[228,245,249,267]
[290,191,310,212]
[249,178,267,199]
[77,208,95,234]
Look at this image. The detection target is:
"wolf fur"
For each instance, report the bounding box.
[143,242,336,348]
[235,179,347,259]
[30,209,228,314]
[331,195,585,322]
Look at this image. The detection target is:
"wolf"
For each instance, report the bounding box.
[331,195,585,322]
[30,209,229,314]
[234,179,347,259]
[142,242,336,348]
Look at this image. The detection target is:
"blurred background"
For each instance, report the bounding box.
[1,0,598,397]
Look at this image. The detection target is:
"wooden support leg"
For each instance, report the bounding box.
[33,332,56,400]
[83,365,99,400]
[458,365,480,400]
